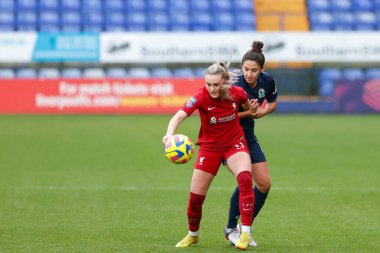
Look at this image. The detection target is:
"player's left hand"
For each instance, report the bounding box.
[252,107,266,119]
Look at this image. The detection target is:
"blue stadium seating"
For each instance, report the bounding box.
[147,12,169,31]
[128,68,151,78]
[104,11,125,31]
[366,68,380,78]
[39,0,59,11]
[16,68,37,78]
[61,0,81,11]
[17,0,37,11]
[151,67,172,78]
[82,11,103,32]
[352,0,373,11]
[0,1,14,11]
[169,11,190,31]
[189,0,211,12]
[318,68,342,96]
[309,12,333,30]
[0,68,15,79]
[125,12,147,31]
[38,11,60,32]
[125,0,146,11]
[307,0,331,12]
[147,0,167,12]
[354,11,377,30]
[168,0,189,12]
[331,0,352,11]
[234,11,255,30]
[333,11,354,30]
[190,12,212,31]
[106,68,128,78]
[173,68,195,78]
[83,68,105,79]
[211,0,232,12]
[38,68,60,79]
[104,0,124,11]
[82,0,102,11]
[61,11,81,32]
[61,68,82,78]
[342,68,365,80]
[0,11,14,31]
[194,67,207,77]
[213,12,235,31]
[232,0,254,12]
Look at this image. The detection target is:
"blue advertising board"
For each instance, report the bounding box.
[32,33,99,62]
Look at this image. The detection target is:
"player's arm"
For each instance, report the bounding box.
[239,99,259,119]
[162,110,188,144]
[253,100,278,119]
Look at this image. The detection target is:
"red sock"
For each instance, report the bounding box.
[187,192,206,232]
[237,171,254,226]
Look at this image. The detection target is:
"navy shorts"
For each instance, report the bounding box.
[245,134,266,164]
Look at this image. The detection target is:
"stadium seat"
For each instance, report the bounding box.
[309,12,333,30]
[342,68,365,80]
[104,0,124,11]
[125,12,147,31]
[331,0,352,11]
[106,68,128,78]
[0,11,14,30]
[151,67,172,78]
[104,11,125,31]
[168,0,189,11]
[61,11,81,31]
[234,11,255,30]
[16,68,37,78]
[128,68,151,78]
[38,68,60,79]
[318,68,342,96]
[333,11,354,30]
[354,11,377,30]
[146,0,167,11]
[39,0,59,11]
[147,12,169,31]
[366,68,380,79]
[17,0,37,11]
[61,0,81,11]
[232,0,254,12]
[83,11,103,31]
[169,11,190,31]
[190,12,212,31]
[173,68,195,78]
[38,11,60,31]
[307,0,331,12]
[194,67,207,77]
[213,12,235,31]
[61,68,82,78]
[352,0,373,11]
[211,0,232,12]
[189,0,211,12]
[0,1,14,11]
[125,0,146,11]
[82,0,102,11]
[0,68,15,79]
[83,68,105,79]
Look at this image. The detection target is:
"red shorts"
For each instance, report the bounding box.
[194,140,249,175]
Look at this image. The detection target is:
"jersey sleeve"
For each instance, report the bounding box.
[180,89,203,116]
[234,86,249,105]
[265,78,278,103]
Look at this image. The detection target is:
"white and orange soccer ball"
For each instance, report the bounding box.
[164,134,195,164]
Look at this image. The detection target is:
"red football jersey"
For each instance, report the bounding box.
[180,86,249,150]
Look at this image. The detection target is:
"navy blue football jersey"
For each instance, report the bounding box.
[233,71,278,135]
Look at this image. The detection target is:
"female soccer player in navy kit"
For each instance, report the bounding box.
[224,41,278,246]
[162,62,258,250]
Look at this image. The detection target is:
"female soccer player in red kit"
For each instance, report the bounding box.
[162,61,258,250]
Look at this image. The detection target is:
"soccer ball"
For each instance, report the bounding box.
[164,134,195,164]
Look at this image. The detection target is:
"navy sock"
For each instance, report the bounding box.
[227,186,240,229]
[253,186,269,219]
[227,186,269,228]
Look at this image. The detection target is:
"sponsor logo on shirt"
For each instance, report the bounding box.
[232,102,236,110]
[210,117,217,124]
[210,113,236,124]
[185,96,197,108]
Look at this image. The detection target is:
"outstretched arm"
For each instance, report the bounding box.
[162,110,188,144]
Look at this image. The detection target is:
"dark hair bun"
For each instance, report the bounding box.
[252,41,264,53]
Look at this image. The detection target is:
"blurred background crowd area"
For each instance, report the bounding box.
[0,0,380,98]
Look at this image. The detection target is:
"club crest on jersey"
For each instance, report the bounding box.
[185,96,197,108]
[258,88,265,98]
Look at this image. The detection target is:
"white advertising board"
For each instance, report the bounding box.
[0,33,36,63]
[100,32,380,63]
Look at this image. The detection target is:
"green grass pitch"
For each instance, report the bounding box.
[0,115,379,253]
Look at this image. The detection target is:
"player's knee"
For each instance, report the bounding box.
[257,179,271,193]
